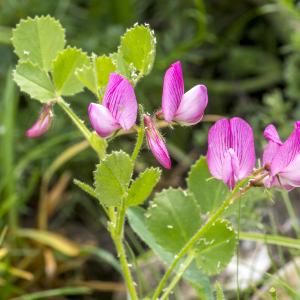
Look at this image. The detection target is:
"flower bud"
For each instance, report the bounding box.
[144,115,171,169]
[26,104,53,138]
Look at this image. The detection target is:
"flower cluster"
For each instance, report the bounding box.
[25,60,300,191]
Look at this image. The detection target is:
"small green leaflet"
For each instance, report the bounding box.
[146,188,201,253]
[195,219,237,275]
[126,168,161,207]
[76,55,116,97]
[119,24,156,77]
[12,16,65,71]
[52,47,89,96]
[13,61,56,102]
[94,151,133,207]
[187,156,228,213]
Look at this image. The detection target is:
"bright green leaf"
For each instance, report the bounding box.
[146,188,201,253]
[119,24,156,76]
[76,55,116,97]
[12,16,65,71]
[215,282,226,300]
[126,168,161,207]
[187,156,228,213]
[110,52,133,80]
[127,207,214,300]
[96,55,116,88]
[52,47,89,96]
[94,151,133,207]
[195,219,236,275]
[13,61,56,102]
[75,64,97,95]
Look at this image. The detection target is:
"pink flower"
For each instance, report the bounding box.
[144,115,171,169]
[263,122,300,190]
[161,61,208,125]
[207,117,256,189]
[26,104,53,138]
[88,73,137,138]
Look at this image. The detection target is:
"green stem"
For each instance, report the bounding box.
[281,191,300,238]
[131,104,145,162]
[112,203,138,300]
[152,173,266,300]
[160,252,196,300]
[240,231,300,250]
[57,97,91,141]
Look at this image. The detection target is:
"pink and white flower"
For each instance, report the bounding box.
[88,73,137,138]
[161,61,208,125]
[207,117,256,189]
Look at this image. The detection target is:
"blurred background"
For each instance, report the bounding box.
[1,0,300,299]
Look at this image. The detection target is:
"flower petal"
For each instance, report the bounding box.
[222,148,240,189]
[270,121,300,176]
[26,104,53,138]
[144,115,171,169]
[174,84,208,125]
[162,61,184,122]
[103,73,137,131]
[88,103,120,138]
[264,124,282,144]
[207,117,255,186]
[279,153,300,187]
[207,118,231,180]
[230,117,256,179]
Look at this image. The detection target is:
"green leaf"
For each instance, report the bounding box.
[12,16,65,71]
[95,55,116,88]
[126,168,161,207]
[195,219,236,275]
[110,52,133,80]
[75,64,97,95]
[146,188,201,253]
[13,61,56,102]
[52,47,89,96]
[187,156,228,213]
[73,179,97,199]
[119,24,156,76]
[127,207,214,300]
[76,55,116,97]
[215,282,226,300]
[94,151,133,207]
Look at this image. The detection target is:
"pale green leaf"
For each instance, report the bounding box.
[94,151,133,207]
[195,219,236,275]
[146,188,201,253]
[95,55,116,88]
[13,61,56,102]
[187,156,228,213]
[127,207,214,299]
[119,24,156,76]
[215,282,226,300]
[110,52,133,79]
[73,179,97,199]
[126,168,161,207]
[52,47,89,96]
[75,64,97,95]
[12,16,65,71]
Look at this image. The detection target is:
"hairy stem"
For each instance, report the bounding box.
[112,203,138,300]
[57,97,91,141]
[152,173,267,300]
